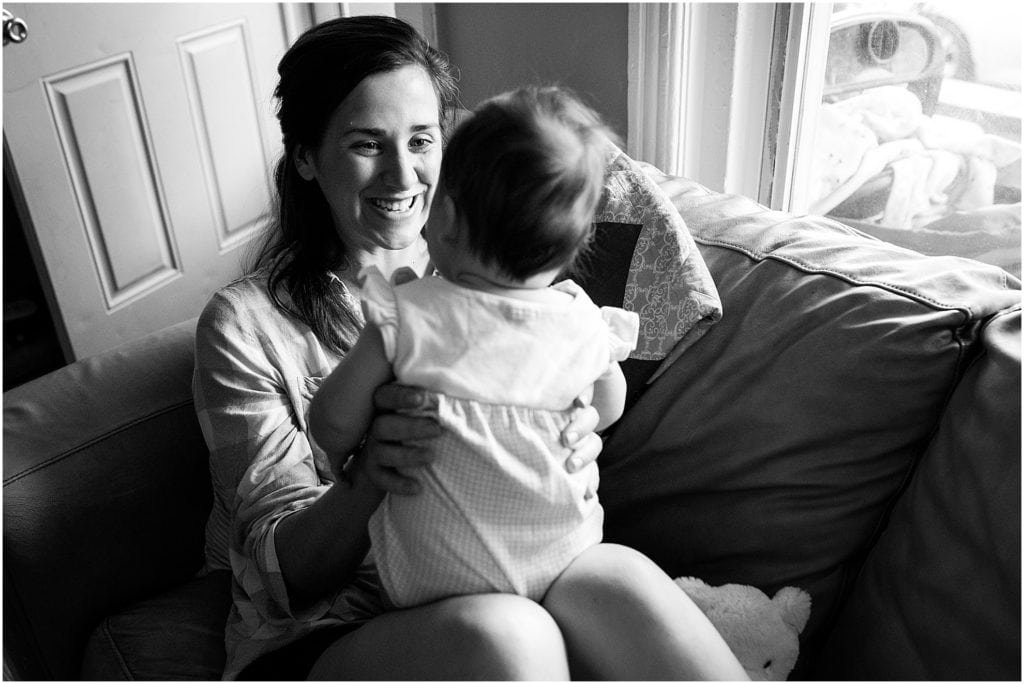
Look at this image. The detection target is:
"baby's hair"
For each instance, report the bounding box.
[440,86,614,281]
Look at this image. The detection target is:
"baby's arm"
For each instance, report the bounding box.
[308,321,395,470]
[591,362,628,432]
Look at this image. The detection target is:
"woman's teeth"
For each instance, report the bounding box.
[370,196,417,212]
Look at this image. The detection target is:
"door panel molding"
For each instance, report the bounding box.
[178,20,272,254]
[43,53,181,311]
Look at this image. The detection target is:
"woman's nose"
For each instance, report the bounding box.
[382,148,419,188]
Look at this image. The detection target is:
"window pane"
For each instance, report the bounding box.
[809,2,1021,277]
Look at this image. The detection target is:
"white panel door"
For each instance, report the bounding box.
[3,3,291,359]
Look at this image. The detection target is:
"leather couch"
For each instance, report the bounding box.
[5,172,1020,680]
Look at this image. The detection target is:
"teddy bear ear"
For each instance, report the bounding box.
[673,576,715,611]
[773,586,812,634]
[673,576,710,594]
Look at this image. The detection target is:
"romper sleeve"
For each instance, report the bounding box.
[358,265,400,362]
[601,306,641,362]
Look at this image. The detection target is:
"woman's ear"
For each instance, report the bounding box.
[294,146,317,181]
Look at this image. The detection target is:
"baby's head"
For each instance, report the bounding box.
[431,86,613,284]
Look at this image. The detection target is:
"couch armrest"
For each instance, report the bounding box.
[815,306,1021,679]
[3,319,211,680]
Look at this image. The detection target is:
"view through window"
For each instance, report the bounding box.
[807,2,1021,277]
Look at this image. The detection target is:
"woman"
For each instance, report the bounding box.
[193,15,745,680]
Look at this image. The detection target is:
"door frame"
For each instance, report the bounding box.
[4,137,73,362]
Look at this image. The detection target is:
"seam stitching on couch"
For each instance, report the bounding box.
[99,617,135,680]
[3,399,195,486]
[693,235,993,317]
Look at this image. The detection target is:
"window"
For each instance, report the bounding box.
[628,2,1021,276]
[809,2,1021,276]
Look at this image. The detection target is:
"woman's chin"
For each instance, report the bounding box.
[359,215,426,246]
[383,225,429,252]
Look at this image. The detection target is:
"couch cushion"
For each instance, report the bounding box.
[597,171,1021,674]
[814,307,1021,680]
[3,318,210,680]
[81,570,231,680]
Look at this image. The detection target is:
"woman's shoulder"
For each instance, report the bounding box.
[202,269,279,317]
[197,269,285,337]
[214,269,273,303]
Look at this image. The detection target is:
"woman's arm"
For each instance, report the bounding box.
[277,321,396,604]
[195,286,374,618]
[195,285,430,618]
[591,362,628,432]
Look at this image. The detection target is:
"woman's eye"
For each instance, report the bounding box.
[353,141,382,154]
[410,136,434,152]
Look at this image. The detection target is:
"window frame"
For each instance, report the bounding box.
[627,2,833,212]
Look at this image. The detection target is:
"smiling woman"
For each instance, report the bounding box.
[246,16,459,357]
[293,66,441,261]
[190,15,612,680]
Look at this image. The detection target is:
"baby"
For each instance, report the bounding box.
[310,86,638,607]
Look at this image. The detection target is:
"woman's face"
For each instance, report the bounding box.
[296,65,442,255]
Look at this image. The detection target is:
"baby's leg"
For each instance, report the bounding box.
[543,543,748,680]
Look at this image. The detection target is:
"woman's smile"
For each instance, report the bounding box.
[367,193,421,215]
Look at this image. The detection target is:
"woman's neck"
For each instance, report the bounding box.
[335,237,432,284]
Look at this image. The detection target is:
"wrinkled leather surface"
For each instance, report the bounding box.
[80,570,230,680]
[599,178,1022,674]
[815,307,1021,680]
[3,318,210,680]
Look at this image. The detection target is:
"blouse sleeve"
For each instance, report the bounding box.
[358,266,400,363]
[600,306,641,362]
[193,286,337,625]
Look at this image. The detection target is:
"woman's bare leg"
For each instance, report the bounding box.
[543,543,748,681]
[309,592,571,680]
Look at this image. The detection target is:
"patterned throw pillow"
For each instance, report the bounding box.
[571,146,722,410]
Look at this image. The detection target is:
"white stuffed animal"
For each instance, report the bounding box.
[674,576,811,681]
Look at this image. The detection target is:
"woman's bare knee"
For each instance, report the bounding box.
[311,593,570,680]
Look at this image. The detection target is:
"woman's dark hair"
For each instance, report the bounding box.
[440,86,613,282]
[250,15,459,353]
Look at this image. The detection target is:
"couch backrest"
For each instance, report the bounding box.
[595,174,1021,675]
[3,318,209,680]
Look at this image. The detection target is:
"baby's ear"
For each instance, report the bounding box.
[427,193,462,244]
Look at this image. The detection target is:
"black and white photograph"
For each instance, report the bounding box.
[3,2,1020,681]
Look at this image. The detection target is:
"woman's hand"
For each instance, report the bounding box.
[562,401,603,473]
[349,383,442,495]
[353,384,603,493]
